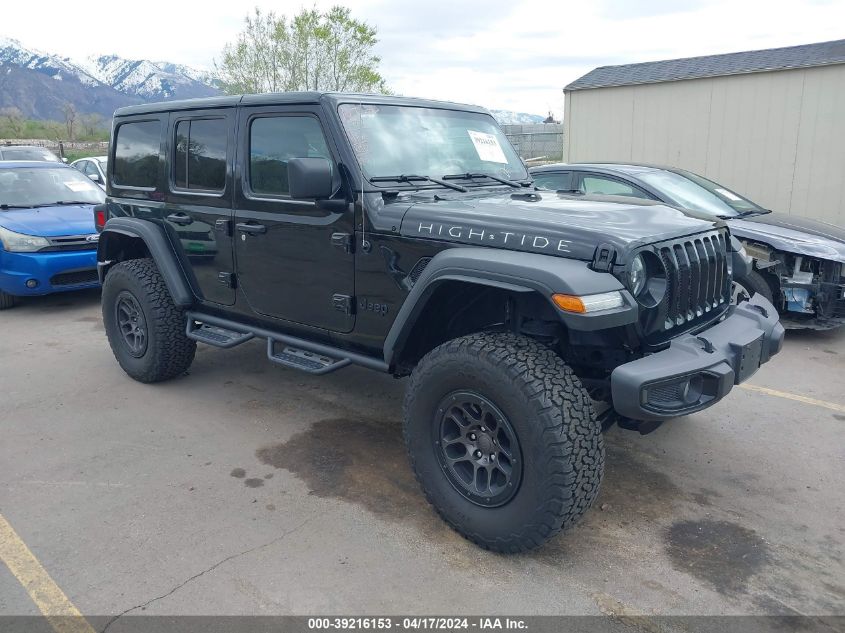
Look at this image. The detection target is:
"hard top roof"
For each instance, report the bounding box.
[113,92,490,117]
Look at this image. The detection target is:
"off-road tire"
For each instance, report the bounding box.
[403,332,604,553]
[736,269,774,304]
[0,290,17,310]
[102,258,196,383]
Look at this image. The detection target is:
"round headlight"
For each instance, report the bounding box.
[628,254,646,296]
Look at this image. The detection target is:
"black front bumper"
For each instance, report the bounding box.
[611,294,785,421]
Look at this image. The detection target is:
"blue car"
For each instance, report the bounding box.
[0,161,104,309]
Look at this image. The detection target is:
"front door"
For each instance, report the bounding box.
[233,106,355,333]
[163,109,236,306]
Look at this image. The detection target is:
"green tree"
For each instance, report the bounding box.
[216,6,388,95]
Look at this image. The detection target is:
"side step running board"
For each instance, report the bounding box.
[186,321,254,348]
[185,311,389,375]
[267,340,351,375]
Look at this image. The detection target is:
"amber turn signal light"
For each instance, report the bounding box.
[552,291,625,314]
[552,294,586,313]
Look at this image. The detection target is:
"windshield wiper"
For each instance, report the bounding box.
[369,174,467,193]
[735,208,772,217]
[0,203,47,210]
[442,172,523,188]
[52,200,95,206]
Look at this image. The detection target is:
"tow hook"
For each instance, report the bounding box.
[696,336,715,353]
[748,303,769,318]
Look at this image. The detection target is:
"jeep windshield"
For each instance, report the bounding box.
[0,166,105,209]
[338,104,529,188]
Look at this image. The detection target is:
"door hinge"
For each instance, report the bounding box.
[331,232,353,254]
[332,294,354,315]
[218,272,237,288]
[215,218,232,236]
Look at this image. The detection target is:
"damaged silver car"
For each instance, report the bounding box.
[529,163,845,329]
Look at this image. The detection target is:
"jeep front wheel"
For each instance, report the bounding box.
[403,332,604,553]
[102,258,196,383]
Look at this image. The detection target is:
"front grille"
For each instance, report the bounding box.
[658,231,730,331]
[637,230,731,342]
[50,269,99,287]
[41,235,99,252]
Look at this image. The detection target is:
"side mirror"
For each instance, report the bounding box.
[287,157,333,200]
[88,173,102,183]
[61,157,69,163]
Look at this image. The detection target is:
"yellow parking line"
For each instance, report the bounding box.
[0,513,96,633]
[739,384,845,413]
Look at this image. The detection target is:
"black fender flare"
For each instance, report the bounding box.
[97,217,194,306]
[383,247,637,365]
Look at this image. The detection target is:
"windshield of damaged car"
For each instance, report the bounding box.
[638,170,765,217]
[337,104,528,186]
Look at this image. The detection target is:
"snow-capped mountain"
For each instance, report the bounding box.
[82,55,220,101]
[0,37,142,120]
[0,37,221,121]
[490,110,545,125]
[0,36,101,87]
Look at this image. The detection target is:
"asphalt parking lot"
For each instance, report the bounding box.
[1,289,843,622]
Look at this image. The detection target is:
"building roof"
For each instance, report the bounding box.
[565,39,845,91]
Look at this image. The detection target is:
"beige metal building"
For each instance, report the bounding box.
[563,40,845,226]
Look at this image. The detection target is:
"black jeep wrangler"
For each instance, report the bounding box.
[96,92,784,552]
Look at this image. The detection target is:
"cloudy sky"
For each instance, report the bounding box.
[4,0,845,116]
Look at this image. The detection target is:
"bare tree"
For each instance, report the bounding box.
[62,102,77,140]
[0,106,25,138]
[80,113,105,139]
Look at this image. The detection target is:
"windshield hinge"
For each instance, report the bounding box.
[592,243,617,272]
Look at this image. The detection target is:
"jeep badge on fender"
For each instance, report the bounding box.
[96,92,784,553]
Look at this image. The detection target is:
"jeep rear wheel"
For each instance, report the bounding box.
[403,332,603,553]
[102,258,196,383]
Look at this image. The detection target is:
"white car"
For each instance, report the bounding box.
[70,156,108,189]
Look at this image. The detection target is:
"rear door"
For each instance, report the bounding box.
[164,109,236,306]
[233,105,355,332]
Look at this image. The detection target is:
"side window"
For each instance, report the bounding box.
[72,160,86,173]
[532,172,571,191]
[83,162,99,177]
[113,120,161,188]
[248,116,331,197]
[173,118,227,192]
[580,175,649,199]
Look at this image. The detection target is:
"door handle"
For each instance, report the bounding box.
[236,222,267,235]
[166,213,192,226]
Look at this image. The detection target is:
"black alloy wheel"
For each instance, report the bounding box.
[435,391,522,507]
[115,290,148,357]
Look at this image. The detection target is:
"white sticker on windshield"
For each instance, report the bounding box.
[468,130,508,164]
[65,181,94,192]
[714,187,742,201]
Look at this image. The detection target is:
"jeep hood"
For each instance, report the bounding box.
[399,191,722,261]
[0,204,96,237]
[728,212,845,264]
